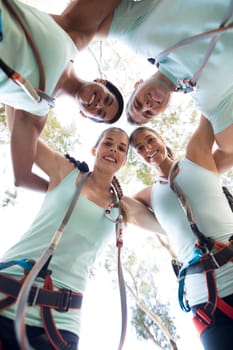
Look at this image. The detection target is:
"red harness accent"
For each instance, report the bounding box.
[190,240,233,335]
[0,272,83,350]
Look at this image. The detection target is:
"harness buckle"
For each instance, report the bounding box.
[55,289,73,312]
[176,79,196,93]
[28,285,40,307]
[196,308,213,326]
[208,251,221,268]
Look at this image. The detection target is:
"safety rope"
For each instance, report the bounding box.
[1,0,55,107]
[148,0,233,93]
[116,215,127,350]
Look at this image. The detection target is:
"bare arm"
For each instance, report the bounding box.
[124,186,166,235]
[6,105,49,192]
[52,0,120,50]
[35,139,74,191]
[186,115,217,173]
[123,196,166,235]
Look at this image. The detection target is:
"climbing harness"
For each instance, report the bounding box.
[0,163,128,350]
[16,171,89,350]
[148,0,233,93]
[0,0,55,108]
[169,161,233,335]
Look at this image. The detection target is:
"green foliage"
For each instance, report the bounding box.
[0,106,9,145]
[104,244,178,348]
[0,108,80,208]
[131,305,177,350]
[41,110,80,154]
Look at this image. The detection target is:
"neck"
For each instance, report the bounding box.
[155,70,176,92]
[158,158,175,179]
[89,169,113,193]
[53,63,83,98]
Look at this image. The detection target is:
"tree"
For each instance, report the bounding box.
[104,242,179,350]
[0,107,80,207]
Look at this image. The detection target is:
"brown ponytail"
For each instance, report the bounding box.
[111,176,128,224]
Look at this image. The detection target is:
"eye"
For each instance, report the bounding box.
[103,141,112,147]
[136,145,145,154]
[118,145,127,153]
[134,98,142,110]
[147,137,155,144]
[96,109,105,119]
[104,95,112,106]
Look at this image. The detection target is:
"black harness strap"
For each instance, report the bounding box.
[41,275,69,350]
[0,273,82,311]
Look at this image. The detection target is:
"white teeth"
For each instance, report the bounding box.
[104,156,116,163]
[88,94,95,106]
[149,150,159,158]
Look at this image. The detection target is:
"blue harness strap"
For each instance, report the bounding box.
[177,248,203,312]
[0,258,34,272]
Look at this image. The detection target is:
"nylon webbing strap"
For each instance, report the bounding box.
[169,161,213,247]
[14,172,89,350]
[168,161,195,225]
[149,0,233,92]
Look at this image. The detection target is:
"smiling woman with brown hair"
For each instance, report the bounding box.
[0,126,161,350]
[129,117,233,350]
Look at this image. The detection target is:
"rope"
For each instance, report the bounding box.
[1,0,55,107]
[116,216,127,350]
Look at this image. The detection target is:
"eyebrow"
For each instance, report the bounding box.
[104,94,113,106]
[105,137,128,148]
[134,134,153,149]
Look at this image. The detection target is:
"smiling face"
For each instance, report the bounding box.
[126,75,172,125]
[93,128,129,174]
[130,128,167,167]
[77,81,119,122]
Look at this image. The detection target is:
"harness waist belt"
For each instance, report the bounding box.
[186,244,233,275]
[0,273,83,311]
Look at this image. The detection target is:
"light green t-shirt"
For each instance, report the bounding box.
[0,0,77,116]
[0,169,118,335]
[151,158,233,306]
[109,0,233,134]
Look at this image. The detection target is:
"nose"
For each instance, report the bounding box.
[144,143,152,153]
[141,100,153,113]
[110,145,117,152]
[94,99,101,108]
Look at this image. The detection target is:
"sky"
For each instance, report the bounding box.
[1,1,204,349]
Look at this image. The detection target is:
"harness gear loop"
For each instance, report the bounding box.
[148,0,233,93]
[169,161,233,334]
[1,0,55,107]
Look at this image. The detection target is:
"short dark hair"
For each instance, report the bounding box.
[88,80,124,124]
